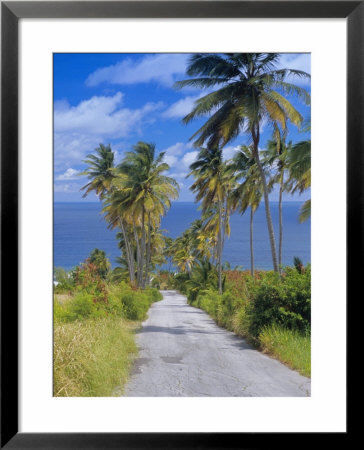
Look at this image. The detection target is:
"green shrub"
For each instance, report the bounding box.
[146,287,163,303]
[152,271,175,290]
[106,283,162,321]
[55,280,163,323]
[151,279,161,289]
[70,293,95,319]
[247,267,311,337]
[104,285,125,316]
[216,291,245,328]
[195,289,220,318]
[173,272,190,294]
[54,279,74,294]
[231,304,251,337]
[120,292,147,320]
[54,292,109,322]
[54,267,74,293]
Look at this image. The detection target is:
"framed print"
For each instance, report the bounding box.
[1,1,358,448]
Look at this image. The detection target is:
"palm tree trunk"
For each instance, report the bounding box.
[218,200,223,294]
[144,212,151,287]
[140,206,146,289]
[119,219,135,283]
[133,217,142,287]
[278,172,284,274]
[221,197,228,251]
[252,124,279,273]
[250,207,255,277]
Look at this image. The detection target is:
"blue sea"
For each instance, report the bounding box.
[54,202,310,271]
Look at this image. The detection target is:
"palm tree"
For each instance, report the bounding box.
[107,142,179,287]
[89,248,111,279]
[287,139,311,223]
[80,144,138,284]
[102,186,137,284]
[176,53,310,272]
[172,232,196,274]
[189,147,230,293]
[186,259,219,302]
[80,143,115,199]
[230,145,264,276]
[265,130,294,272]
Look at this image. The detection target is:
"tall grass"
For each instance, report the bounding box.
[54,317,138,397]
[53,282,162,396]
[258,324,311,377]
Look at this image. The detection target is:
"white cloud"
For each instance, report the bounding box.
[54,92,163,137]
[56,168,80,181]
[54,133,101,170]
[162,94,203,119]
[86,54,189,87]
[223,145,240,161]
[54,93,164,174]
[163,142,192,156]
[181,151,198,169]
[169,171,189,180]
[160,142,194,170]
[164,154,179,168]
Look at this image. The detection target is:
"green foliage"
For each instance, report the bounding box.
[147,287,163,303]
[72,261,107,300]
[54,267,74,293]
[54,281,162,323]
[116,284,162,321]
[247,267,311,337]
[172,272,191,294]
[186,259,220,302]
[70,293,96,320]
[193,289,245,331]
[293,256,304,274]
[120,292,149,320]
[152,271,175,290]
[54,266,69,282]
[259,324,311,377]
[216,291,244,328]
[89,248,111,279]
[194,289,220,317]
[54,292,106,322]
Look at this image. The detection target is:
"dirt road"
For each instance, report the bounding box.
[123,290,311,397]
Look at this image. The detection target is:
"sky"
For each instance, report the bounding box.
[53,53,311,202]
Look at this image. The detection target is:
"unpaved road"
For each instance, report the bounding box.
[123,290,311,397]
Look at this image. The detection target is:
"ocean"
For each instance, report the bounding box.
[54,201,310,271]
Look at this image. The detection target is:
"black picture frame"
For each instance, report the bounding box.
[1,1,357,448]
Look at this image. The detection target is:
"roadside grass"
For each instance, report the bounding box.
[258,324,311,377]
[54,317,138,397]
[54,293,73,304]
[53,282,162,397]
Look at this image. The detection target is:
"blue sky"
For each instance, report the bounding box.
[54,53,311,202]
